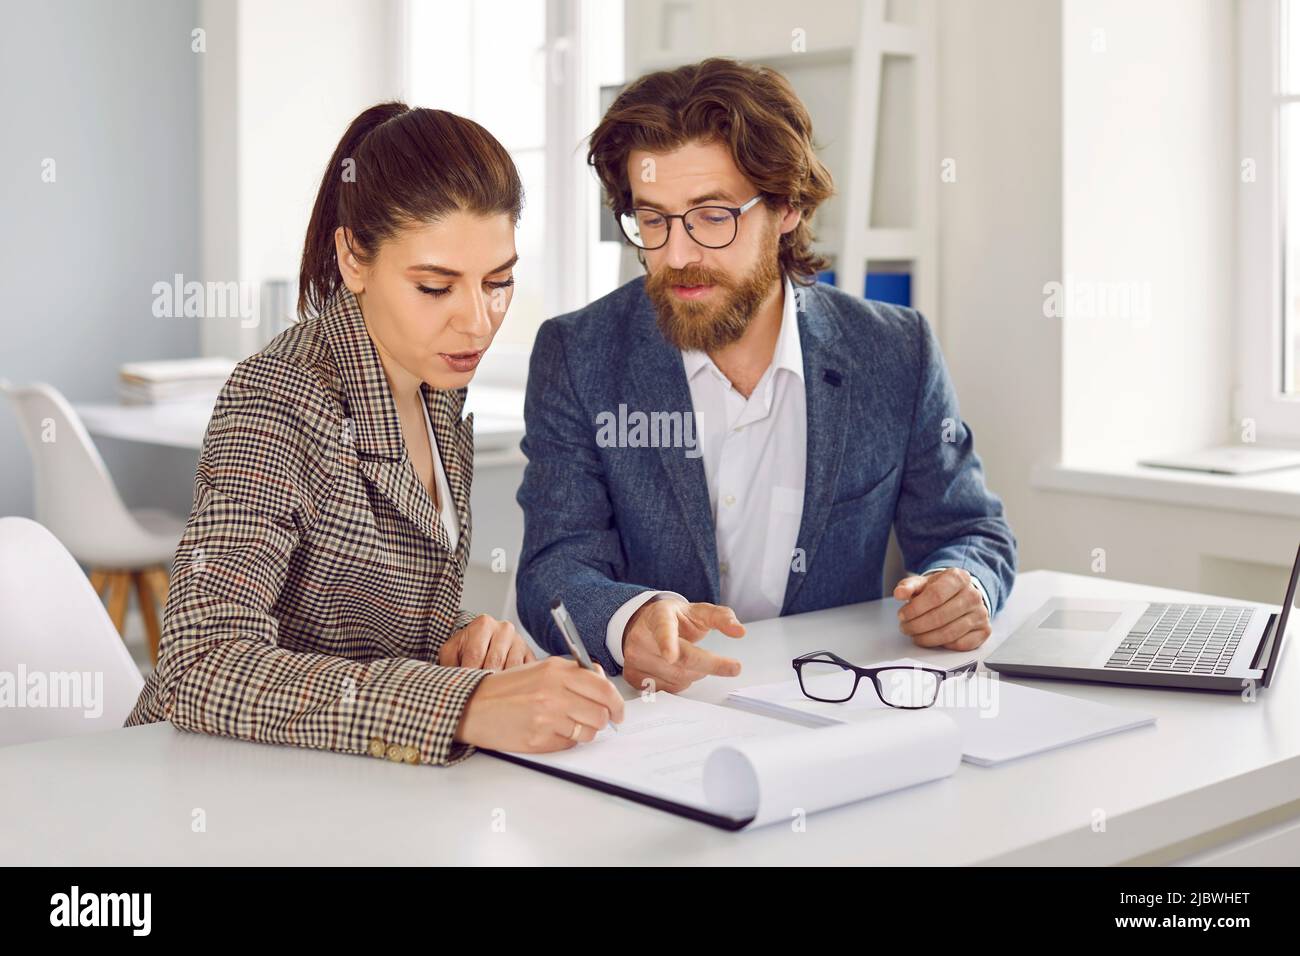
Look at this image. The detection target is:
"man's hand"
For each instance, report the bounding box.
[439,614,535,671]
[622,597,745,694]
[893,569,991,651]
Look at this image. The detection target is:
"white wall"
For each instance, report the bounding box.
[935,0,1064,570]
[0,0,202,523]
[198,0,403,360]
[1061,0,1235,465]
[938,0,1297,603]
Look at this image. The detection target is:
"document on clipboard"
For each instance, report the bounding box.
[485,692,962,830]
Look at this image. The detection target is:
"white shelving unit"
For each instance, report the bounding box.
[837,0,937,322]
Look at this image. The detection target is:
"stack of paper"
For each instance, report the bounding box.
[726,658,1156,767]
[118,357,235,404]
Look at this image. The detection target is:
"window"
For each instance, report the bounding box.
[1283,0,1300,392]
[1240,0,1300,440]
[403,0,624,362]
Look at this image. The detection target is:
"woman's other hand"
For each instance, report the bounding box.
[439,614,535,671]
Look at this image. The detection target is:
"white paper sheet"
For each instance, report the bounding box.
[498,691,962,829]
[727,658,1156,766]
[702,708,962,827]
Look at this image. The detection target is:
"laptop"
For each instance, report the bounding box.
[984,544,1298,691]
[1138,445,1300,476]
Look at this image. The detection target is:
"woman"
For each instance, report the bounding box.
[125,103,623,764]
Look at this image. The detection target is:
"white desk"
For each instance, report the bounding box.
[75,385,526,455]
[3,570,1298,865]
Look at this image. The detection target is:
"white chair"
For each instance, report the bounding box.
[0,380,184,664]
[0,516,144,746]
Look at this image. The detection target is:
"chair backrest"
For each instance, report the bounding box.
[0,516,144,747]
[0,380,143,564]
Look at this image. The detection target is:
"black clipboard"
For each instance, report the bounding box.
[482,749,755,831]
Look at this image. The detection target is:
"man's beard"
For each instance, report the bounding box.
[645,245,783,353]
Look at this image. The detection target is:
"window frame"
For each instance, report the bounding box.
[1239,0,1300,442]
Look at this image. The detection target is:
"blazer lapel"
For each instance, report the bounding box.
[357,457,453,551]
[321,289,460,554]
[627,292,720,602]
[783,286,851,611]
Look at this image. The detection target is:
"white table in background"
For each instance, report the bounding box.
[74,384,526,455]
[2,570,1298,865]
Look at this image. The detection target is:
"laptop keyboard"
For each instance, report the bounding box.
[1104,603,1251,675]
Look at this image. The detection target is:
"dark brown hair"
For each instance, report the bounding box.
[587,58,834,284]
[298,102,524,318]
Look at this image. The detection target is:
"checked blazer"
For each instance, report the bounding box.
[124,288,491,766]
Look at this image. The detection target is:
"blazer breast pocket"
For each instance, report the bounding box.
[826,464,898,526]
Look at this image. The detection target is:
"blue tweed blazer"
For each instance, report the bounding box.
[516,276,1017,673]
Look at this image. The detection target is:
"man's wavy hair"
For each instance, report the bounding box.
[587,58,834,284]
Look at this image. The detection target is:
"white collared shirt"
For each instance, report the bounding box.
[682,275,808,623]
[604,276,806,663]
[420,399,460,552]
[602,277,989,667]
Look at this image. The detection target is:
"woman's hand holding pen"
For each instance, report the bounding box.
[453,657,626,752]
[439,614,535,671]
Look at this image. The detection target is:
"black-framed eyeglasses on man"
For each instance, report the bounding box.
[617,194,764,250]
[792,650,978,710]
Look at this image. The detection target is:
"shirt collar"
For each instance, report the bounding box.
[681,274,804,385]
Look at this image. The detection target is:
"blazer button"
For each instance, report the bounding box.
[402,746,420,764]
[368,738,386,758]
[386,744,404,762]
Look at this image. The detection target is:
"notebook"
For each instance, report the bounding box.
[485,691,962,830]
[726,658,1156,767]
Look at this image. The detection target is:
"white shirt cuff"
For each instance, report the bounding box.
[605,591,687,668]
[922,567,991,617]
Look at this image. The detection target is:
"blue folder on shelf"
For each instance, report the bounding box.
[816,269,912,307]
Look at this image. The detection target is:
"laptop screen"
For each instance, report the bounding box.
[1278,544,1300,640]
[1262,544,1300,685]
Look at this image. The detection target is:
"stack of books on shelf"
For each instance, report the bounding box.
[118,358,235,405]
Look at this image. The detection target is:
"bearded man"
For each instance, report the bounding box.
[515,58,1017,694]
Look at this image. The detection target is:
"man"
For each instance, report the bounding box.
[516,58,1016,695]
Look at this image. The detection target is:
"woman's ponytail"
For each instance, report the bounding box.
[296,102,405,317]
[297,102,410,318]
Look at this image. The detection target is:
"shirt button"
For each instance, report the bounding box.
[368,738,386,758]
[720,562,730,575]
[723,494,736,507]
[386,744,404,762]
[402,746,420,765]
